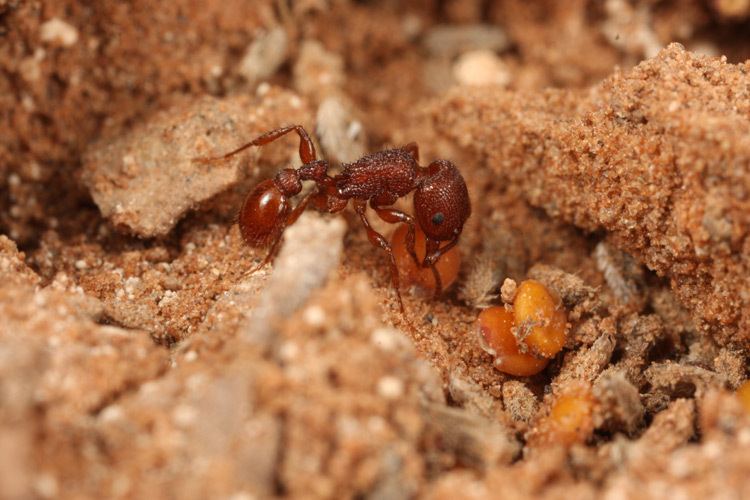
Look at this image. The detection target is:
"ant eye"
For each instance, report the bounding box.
[431,212,445,225]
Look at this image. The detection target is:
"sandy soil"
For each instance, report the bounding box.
[2,1,750,498]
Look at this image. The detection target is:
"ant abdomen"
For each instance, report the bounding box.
[238,179,290,247]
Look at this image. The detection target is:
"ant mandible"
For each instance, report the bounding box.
[195,125,471,313]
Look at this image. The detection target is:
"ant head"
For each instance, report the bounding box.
[414,160,471,241]
[238,179,291,247]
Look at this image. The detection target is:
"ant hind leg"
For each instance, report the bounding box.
[243,234,284,277]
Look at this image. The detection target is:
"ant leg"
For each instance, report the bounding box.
[309,189,348,214]
[430,266,443,298]
[423,236,460,297]
[353,200,406,315]
[246,230,285,276]
[423,235,460,266]
[194,124,317,164]
[285,190,315,225]
[423,238,443,297]
[370,199,420,269]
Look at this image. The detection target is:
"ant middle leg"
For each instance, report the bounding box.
[353,199,406,315]
[195,124,318,164]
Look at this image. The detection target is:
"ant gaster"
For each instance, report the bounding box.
[195,125,471,312]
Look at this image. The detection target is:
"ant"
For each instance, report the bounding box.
[195,125,471,312]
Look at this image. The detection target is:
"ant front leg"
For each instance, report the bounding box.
[369,196,420,269]
[353,199,406,315]
[194,124,318,164]
[422,236,460,297]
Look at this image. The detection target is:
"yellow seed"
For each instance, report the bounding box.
[548,392,595,444]
[529,383,597,447]
[513,280,567,358]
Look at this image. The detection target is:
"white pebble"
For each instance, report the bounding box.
[453,50,511,87]
[172,404,198,426]
[289,95,303,109]
[738,428,750,445]
[238,27,288,85]
[256,82,271,96]
[316,96,367,163]
[424,24,509,58]
[40,18,79,47]
[278,341,299,362]
[377,376,405,400]
[98,404,124,423]
[228,492,257,500]
[303,305,326,327]
[370,327,403,352]
[293,40,345,98]
[34,474,58,498]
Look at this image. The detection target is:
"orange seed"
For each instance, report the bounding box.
[477,306,549,376]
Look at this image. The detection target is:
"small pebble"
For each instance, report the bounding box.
[453,50,511,87]
[303,305,327,327]
[293,40,345,100]
[172,404,198,426]
[370,327,404,352]
[278,341,299,362]
[227,493,257,500]
[377,376,405,400]
[98,405,124,423]
[423,24,509,58]
[238,27,288,85]
[316,96,366,163]
[40,18,79,47]
[34,474,58,499]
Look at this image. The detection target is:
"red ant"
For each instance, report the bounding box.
[195,125,471,312]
